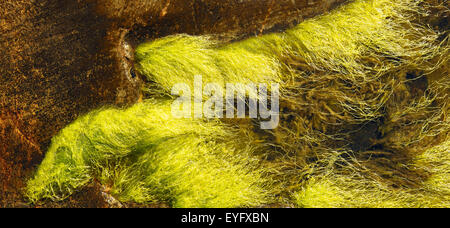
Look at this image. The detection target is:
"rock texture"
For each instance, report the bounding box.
[0,0,347,207]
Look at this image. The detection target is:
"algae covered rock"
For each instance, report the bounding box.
[0,0,347,207]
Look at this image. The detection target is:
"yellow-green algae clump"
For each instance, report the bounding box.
[27,0,449,208]
[295,140,450,208]
[136,35,282,93]
[25,100,272,208]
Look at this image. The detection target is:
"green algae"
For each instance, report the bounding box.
[25,100,272,207]
[27,0,449,208]
[295,140,450,208]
